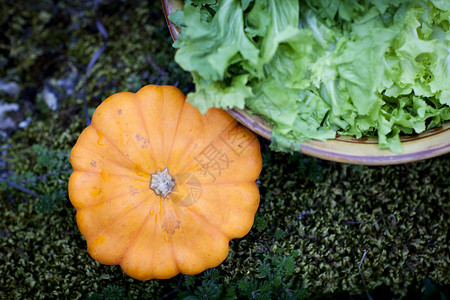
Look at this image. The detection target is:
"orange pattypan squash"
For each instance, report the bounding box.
[68,85,262,280]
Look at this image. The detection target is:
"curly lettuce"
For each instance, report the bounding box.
[171,0,450,153]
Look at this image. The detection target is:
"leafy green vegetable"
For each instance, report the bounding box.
[172,0,450,153]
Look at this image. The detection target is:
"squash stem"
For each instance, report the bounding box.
[149,168,175,198]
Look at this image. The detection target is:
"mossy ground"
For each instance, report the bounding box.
[0,1,449,299]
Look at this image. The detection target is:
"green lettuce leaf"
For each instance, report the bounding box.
[172,0,450,153]
[174,1,259,82]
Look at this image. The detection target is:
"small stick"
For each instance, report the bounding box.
[0,178,41,199]
[358,250,373,300]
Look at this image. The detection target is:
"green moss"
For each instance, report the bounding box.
[253,147,450,296]
[0,201,171,299]
[1,0,449,299]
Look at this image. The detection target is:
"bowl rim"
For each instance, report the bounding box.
[161,0,450,165]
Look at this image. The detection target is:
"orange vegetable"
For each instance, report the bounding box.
[68,85,262,280]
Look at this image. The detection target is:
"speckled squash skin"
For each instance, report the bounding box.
[68,85,262,280]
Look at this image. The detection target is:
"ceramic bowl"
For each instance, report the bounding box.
[162,0,450,165]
